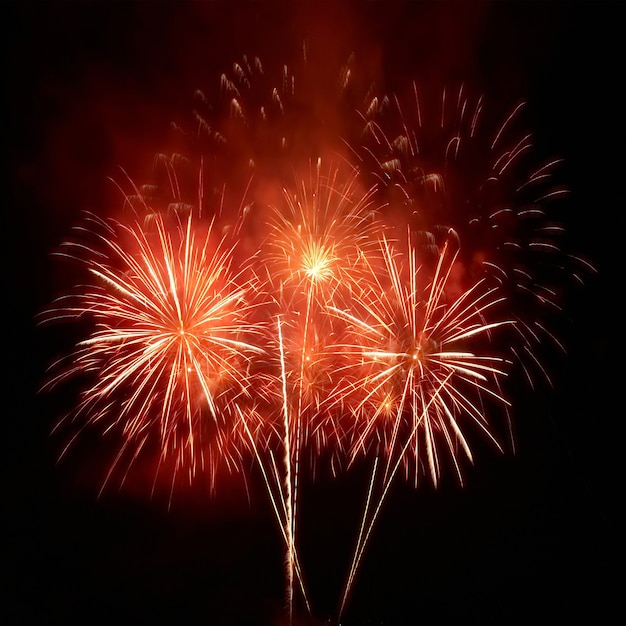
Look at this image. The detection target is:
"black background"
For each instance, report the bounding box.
[6,1,621,624]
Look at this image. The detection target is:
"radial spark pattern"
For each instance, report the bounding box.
[42,211,266,490]
[329,234,512,487]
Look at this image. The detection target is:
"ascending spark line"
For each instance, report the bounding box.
[277,315,296,620]
[292,282,315,581]
[338,371,455,622]
[339,455,379,619]
[237,403,311,618]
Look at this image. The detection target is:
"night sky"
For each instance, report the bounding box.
[6,1,621,625]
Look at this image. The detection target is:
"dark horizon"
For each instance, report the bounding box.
[7,2,620,624]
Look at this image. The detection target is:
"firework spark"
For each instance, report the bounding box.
[331,232,512,485]
[39,45,594,625]
[350,82,593,391]
[41,209,267,495]
[327,231,514,617]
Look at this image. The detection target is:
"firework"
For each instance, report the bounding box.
[41,209,267,495]
[261,158,382,453]
[331,232,512,486]
[325,231,515,617]
[252,158,382,617]
[350,82,593,391]
[39,45,594,625]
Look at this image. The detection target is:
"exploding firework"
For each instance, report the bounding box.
[349,82,594,389]
[261,159,382,457]
[39,44,594,625]
[40,208,267,494]
[325,231,516,618]
[330,232,512,488]
[252,158,383,617]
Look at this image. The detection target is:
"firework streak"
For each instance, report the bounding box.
[40,51,592,622]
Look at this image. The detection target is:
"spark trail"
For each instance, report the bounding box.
[259,158,381,618]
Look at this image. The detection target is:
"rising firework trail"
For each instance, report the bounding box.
[259,158,382,618]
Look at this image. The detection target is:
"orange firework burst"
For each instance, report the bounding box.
[329,231,515,618]
[250,159,383,617]
[261,158,382,459]
[41,209,267,493]
[330,232,512,488]
[37,43,595,625]
[350,83,594,389]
